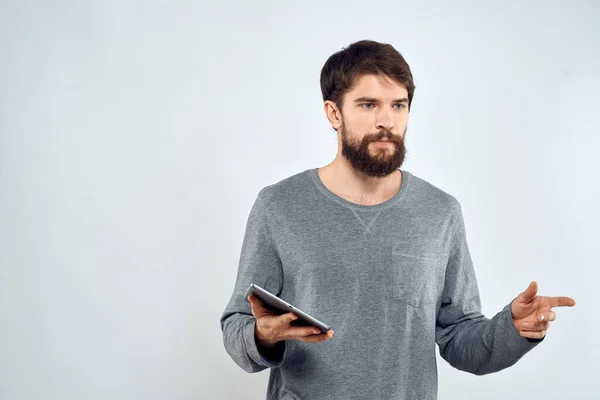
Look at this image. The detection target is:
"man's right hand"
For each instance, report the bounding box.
[248,294,334,348]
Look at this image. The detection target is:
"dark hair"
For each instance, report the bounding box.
[320,40,415,111]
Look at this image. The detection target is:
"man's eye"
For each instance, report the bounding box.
[394,104,405,110]
[361,103,374,109]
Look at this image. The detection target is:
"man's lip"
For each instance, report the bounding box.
[373,140,394,146]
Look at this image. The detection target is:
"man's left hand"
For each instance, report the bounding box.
[511,281,575,339]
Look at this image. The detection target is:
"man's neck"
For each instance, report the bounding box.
[317,158,402,206]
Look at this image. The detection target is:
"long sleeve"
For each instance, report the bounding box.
[220,188,286,373]
[435,203,542,375]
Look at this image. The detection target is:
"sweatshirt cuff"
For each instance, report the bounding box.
[243,318,286,368]
[502,301,545,349]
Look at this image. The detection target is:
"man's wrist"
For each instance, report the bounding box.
[255,323,277,349]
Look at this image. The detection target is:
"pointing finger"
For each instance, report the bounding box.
[549,296,576,308]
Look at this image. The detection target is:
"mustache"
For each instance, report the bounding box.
[364,130,403,144]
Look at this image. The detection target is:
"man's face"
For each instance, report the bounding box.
[338,74,409,177]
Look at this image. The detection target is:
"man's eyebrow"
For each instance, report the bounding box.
[353,97,409,103]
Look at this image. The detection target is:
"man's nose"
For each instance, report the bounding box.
[376,109,394,131]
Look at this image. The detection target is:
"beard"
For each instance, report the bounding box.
[341,125,407,178]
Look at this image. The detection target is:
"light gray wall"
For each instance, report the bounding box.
[1,1,598,399]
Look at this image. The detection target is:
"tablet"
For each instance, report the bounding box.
[246,283,331,333]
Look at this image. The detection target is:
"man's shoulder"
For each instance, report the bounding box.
[405,170,461,212]
[255,169,314,204]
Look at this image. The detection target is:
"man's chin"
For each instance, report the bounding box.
[358,165,402,178]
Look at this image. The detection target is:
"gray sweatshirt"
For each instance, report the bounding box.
[221,168,541,400]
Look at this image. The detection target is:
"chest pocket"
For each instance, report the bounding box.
[392,250,439,307]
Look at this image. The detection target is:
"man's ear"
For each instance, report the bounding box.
[324,100,342,131]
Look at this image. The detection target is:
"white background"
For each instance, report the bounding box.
[1,1,598,399]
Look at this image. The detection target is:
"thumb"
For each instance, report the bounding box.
[248,294,269,318]
[516,281,538,303]
[283,312,299,323]
[274,312,299,331]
